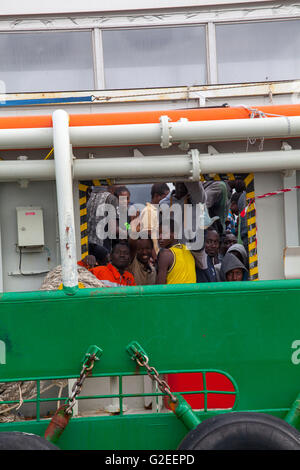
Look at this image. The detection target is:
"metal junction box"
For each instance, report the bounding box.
[16,206,44,248]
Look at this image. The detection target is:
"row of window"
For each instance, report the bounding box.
[0,19,299,93]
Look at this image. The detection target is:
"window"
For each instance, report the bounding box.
[0,31,94,93]
[102,26,207,89]
[216,20,300,84]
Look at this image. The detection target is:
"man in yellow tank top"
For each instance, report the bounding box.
[156,219,196,285]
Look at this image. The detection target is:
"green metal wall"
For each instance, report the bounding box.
[0,280,300,449]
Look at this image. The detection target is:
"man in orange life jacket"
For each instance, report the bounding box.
[91,241,136,287]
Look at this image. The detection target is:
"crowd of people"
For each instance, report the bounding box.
[79,179,249,287]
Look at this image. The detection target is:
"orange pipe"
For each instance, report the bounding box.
[0,104,300,129]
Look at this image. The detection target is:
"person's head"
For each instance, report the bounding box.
[110,241,130,272]
[226,267,244,282]
[158,218,178,249]
[204,229,220,257]
[174,183,188,200]
[88,243,109,266]
[136,237,154,266]
[220,233,237,256]
[230,192,240,216]
[234,179,246,193]
[115,186,130,207]
[107,184,118,194]
[227,243,248,267]
[151,183,170,204]
[220,252,248,282]
[228,179,246,193]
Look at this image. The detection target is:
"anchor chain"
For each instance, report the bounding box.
[65,352,98,414]
[131,348,178,404]
[126,341,201,431]
[44,345,102,445]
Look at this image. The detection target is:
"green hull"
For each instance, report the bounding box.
[1,279,299,449]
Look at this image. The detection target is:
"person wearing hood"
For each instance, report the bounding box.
[219,252,248,282]
[226,242,249,280]
[227,243,248,267]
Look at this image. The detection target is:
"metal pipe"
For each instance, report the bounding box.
[0,160,54,181]
[67,116,300,147]
[52,110,78,290]
[74,155,194,179]
[1,150,300,182]
[199,150,300,174]
[0,127,53,149]
[0,114,299,149]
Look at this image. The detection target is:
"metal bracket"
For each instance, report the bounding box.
[281,141,294,177]
[126,341,148,362]
[188,149,201,181]
[133,148,145,158]
[81,344,103,367]
[159,115,172,149]
[207,145,219,155]
[178,118,190,151]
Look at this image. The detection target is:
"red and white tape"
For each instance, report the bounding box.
[240,185,300,218]
[254,186,300,200]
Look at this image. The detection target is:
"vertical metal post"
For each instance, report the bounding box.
[52,110,78,291]
[283,173,299,247]
[105,376,120,413]
[206,22,218,85]
[92,28,106,90]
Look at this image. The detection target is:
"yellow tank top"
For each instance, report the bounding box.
[166,244,196,284]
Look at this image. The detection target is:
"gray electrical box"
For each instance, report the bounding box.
[16,206,44,248]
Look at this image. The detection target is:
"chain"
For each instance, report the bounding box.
[134,352,178,404]
[65,354,97,415]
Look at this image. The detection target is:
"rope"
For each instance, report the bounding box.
[0,380,67,422]
[240,105,292,152]
[40,265,106,290]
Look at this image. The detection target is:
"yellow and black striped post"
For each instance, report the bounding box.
[244,173,258,281]
[201,172,258,280]
[78,179,111,260]
[79,183,89,260]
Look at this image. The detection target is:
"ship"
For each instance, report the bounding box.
[1,0,300,451]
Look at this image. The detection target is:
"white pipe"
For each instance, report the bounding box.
[1,150,300,182]
[199,150,300,174]
[0,128,53,149]
[0,115,300,149]
[74,155,194,179]
[69,116,300,146]
[0,160,54,181]
[52,110,78,289]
